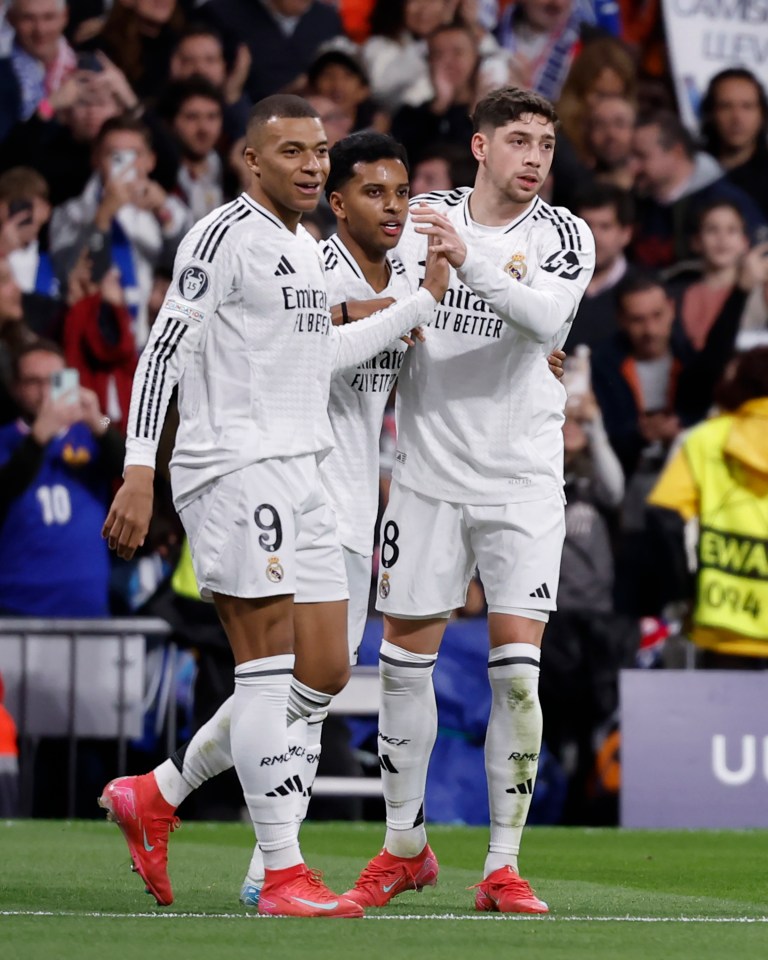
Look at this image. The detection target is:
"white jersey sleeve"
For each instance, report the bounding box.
[456,206,595,343]
[125,202,243,470]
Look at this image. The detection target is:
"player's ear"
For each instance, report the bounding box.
[471,131,487,163]
[243,146,260,178]
[328,190,346,219]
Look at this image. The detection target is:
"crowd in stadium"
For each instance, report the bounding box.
[1,0,767,830]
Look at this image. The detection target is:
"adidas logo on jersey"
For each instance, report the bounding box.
[529,583,550,599]
[274,255,296,276]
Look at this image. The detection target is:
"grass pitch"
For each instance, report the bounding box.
[3,821,767,960]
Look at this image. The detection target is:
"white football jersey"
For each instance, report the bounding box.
[394,188,595,505]
[124,194,437,508]
[320,235,411,556]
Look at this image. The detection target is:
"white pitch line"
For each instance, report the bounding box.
[2,911,767,923]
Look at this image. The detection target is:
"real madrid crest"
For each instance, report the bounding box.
[379,573,391,599]
[266,556,284,583]
[504,251,527,281]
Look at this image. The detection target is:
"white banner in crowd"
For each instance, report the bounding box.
[662,0,768,129]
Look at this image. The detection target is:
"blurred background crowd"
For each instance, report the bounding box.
[1,0,767,825]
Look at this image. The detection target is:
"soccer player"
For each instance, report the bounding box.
[99,97,448,918]
[342,87,596,914]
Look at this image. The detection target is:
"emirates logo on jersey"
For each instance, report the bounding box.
[178,265,210,301]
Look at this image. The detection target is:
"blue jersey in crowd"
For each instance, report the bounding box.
[0,421,111,616]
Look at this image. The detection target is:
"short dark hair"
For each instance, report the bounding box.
[325,132,409,198]
[635,110,695,159]
[615,270,667,313]
[246,94,320,140]
[714,346,768,410]
[158,76,224,122]
[413,141,477,187]
[572,183,634,227]
[11,339,65,382]
[172,21,225,55]
[700,68,768,156]
[472,86,559,134]
[95,115,153,151]
[693,198,748,235]
[308,49,368,88]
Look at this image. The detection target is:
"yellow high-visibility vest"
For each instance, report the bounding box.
[684,406,768,655]
[170,539,201,601]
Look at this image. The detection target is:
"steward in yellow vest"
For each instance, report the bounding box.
[648,349,768,660]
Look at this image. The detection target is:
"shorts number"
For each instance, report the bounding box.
[254,503,282,552]
[381,520,400,569]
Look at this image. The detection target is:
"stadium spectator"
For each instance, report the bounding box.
[539,382,637,823]
[0,0,76,140]
[0,166,55,297]
[306,45,387,135]
[0,55,138,206]
[391,22,479,163]
[49,115,191,346]
[199,0,343,104]
[0,254,31,422]
[62,263,137,432]
[0,340,124,616]
[305,94,354,148]
[570,183,635,353]
[158,77,230,221]
[495,0,596,102]
[629,111,767,270]
[584,94,636,190]
[410,141,476,193]
[647,347,768,667]
[362,0,457,111]
[556,36,637,167]
[84,0,186,101]
[168,23,251,142]
[699,68,768,220]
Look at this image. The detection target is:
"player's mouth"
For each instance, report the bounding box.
[295,181,322,196]
[380,220,403,237]
[517,175,539,188]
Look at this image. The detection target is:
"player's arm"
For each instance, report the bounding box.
[103,240,237,560]
[331,238,448,371]
[411,207,595,343]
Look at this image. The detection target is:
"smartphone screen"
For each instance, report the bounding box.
[50,368,80,404]
[109,149,137,181]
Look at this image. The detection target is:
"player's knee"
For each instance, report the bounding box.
[323,661,351,696]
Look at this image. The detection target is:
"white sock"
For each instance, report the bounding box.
[287,678,332,824]
[244,679,331,886]
[484,643,542,878]
[379,639,437,858]
[231,655,302,872]
[154,696,235,808]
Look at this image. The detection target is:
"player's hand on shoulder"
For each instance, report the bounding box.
[412,203,467,269]
[102,465,155,560]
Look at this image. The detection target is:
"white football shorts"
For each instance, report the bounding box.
[179,454,348,603]
[343,546,372,665]
[375,481,565,620]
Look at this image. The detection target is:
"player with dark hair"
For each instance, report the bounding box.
[99,96,448,918]
[343,86,595,914]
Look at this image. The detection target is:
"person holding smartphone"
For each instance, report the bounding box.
[0,341,124,616]
[49,116,192,347]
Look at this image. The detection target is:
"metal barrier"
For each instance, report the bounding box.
[0,618,382,817]
[0,618,174,818]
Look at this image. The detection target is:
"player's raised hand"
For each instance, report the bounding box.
[422,232,451,302]
[412,204,468,269]
[102,465,155,560]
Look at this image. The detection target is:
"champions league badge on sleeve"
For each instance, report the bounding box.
[178,265,210,301]
[504,252,527,281]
